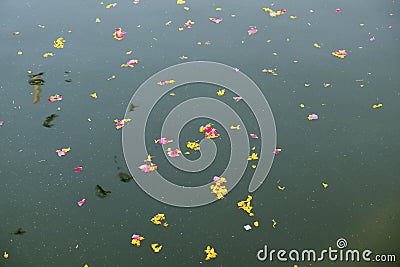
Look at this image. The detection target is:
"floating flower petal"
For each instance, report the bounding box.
[77,198,86,207]
[113,27,126,40]
[56,147,71,157]
[247,27,258,35]
[121,59,139,68]
[151,243,163,253]
[331,50,347,59]
[204,246,217,261]
[209,17,223,24]
[48,94,62,102]
[114,118,131,129]
[307,114,319,121]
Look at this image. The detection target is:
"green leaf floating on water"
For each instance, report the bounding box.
[118,172,133,183]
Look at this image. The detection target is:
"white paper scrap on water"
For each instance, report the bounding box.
[244,224,252,231]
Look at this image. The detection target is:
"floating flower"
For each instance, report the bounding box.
[74,166,83,172]
[155,138,173,144]
[217,89,225,96]
[56,147,71,157]
[262,68,278,76]
[167,148,181,158]
[138,162,158,173]
[273,148,282,155]
[210,176,228,199]
[248,153,259,160]
[233,96,242,102]
[335,8,341,13]
[209,17,223,24]
[53,37,66,49]
[114,118,131,129]
[313,43,321,48]
[250,133,258,139]
[372,103,383,109]
[199,123,220,139]
[204,246,217,261]
[3,252,8,259]
[121,59,138,68]
[184,19,195,28]
[48,94,62,102]
[247,27,258,35]
[237,195,254,216]
[322,182,329,188]
[0,121,3,127]
[113,27,126,40]
[186,141,200,151]
[150,213,168,226]
[106,3,117,8]
[43,52,54,58]
[90,93,98,99]
[131,234,144,247]
[151,243,162,253]
[77,198,86,207]
[230,125,240,130]
[157,79,175,86]
[331,49,348,59]
[307,114,319,121]
[262,7,286,17]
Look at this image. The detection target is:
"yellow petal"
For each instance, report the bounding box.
[253,221,259,227]
[95,18,101,23]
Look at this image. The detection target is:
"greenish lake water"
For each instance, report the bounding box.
[1,0,399,266]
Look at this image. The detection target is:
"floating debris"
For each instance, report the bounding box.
[10,227,26,235]
[95,185,111,198]
[118,172,133,183]
[43,114,58,128]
